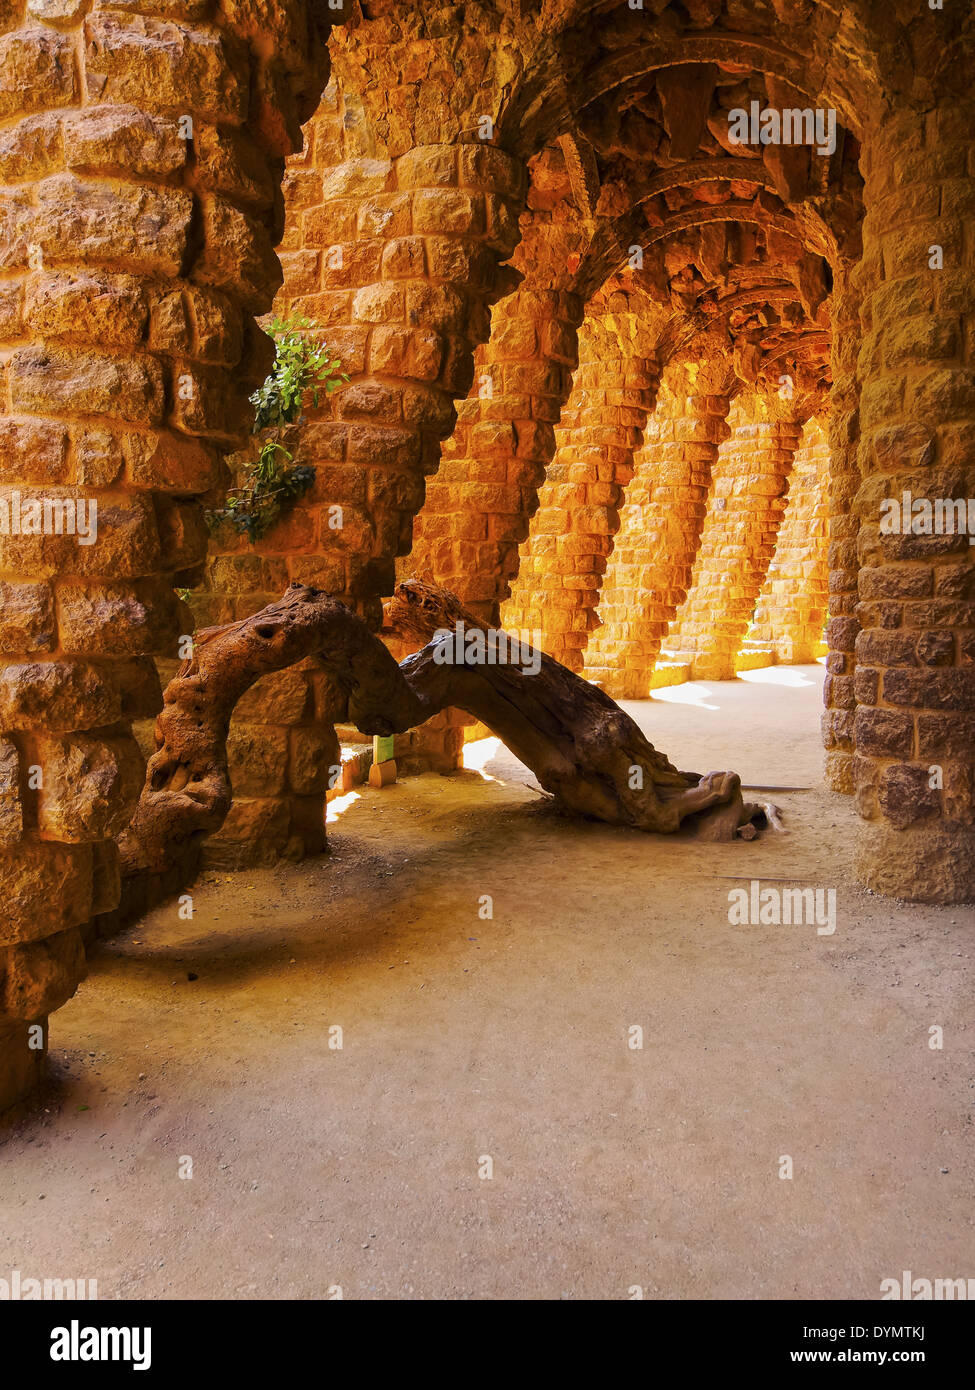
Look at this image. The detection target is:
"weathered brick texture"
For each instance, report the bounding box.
[667,397,802,681]
[585,371,732,698]
[750,416,830,664]
[850,105,975,902]
[501,307,660,671]
[822,266,862,795]
[0,0,336,1107]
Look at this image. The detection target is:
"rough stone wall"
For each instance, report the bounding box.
[500,298,660,671]
[0,0,336,1108]
[584,363,732,698]
[666,394,802,681]
[822,266,863,795]
[750,415,830,664]
[850,103,975,903]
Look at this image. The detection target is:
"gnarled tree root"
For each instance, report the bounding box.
[119,579,761,877]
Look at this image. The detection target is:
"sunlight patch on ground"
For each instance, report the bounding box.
[739,667,815,688]
[463,736,503,781]
[649,682,720,710]
[326,790,362,822]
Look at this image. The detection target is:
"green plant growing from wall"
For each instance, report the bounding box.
[207,314,347,542]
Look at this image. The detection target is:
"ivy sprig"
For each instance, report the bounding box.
[207,313,348,543]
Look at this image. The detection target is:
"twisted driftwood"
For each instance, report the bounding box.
[119,579,760,875]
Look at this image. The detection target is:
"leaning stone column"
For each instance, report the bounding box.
[851,103,975,902]
[408,282,583,625]
[400,186,590,766]
[822,265,862,793]
[502,315,659,671]
[585,373,731,698]
[668,396,801,681]
[750,416,830,663]
[0,2,335,1107]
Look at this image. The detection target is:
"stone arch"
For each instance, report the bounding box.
[502,0,894,161]
[2,0,973,1116]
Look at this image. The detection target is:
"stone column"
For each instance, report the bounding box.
[584,375,731,698]
[197,80,527,863]
[400,264,579,773]
[850,104,975,902]
[750,416,830,663]
[501,314,659,672]
[668,398,801,681]
[822,265,862,793]
[400,171,593,768]
[0,1,335,1108]
[408,283,583,625]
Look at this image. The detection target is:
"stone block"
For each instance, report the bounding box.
[84,12,247,120]
[0,580,56,653]
[36,173,192,276]
[226,723,288,797]
[0,840,93,944]
[0,738,22,844]
[0,928,85,1020]
[0,660,121,732]
[36,732,145,842]
[0,27,76,119]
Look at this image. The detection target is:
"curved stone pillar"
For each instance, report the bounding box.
[408,282,582,625]
[668,397,801,681]
[851,104,975,902]
[585,372,732,698]
[196,77,527,863]
[750,416,830,663]
[502,313,659,672]
[0,1,335,1108]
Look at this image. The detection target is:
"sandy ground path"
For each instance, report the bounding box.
[1,666,972,1299]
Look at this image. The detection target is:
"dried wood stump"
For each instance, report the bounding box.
[119,580,762,875]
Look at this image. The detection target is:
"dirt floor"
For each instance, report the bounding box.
[2,665,973,1300]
